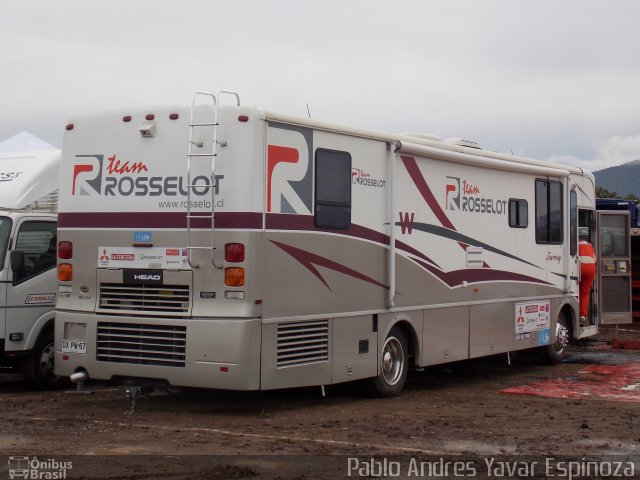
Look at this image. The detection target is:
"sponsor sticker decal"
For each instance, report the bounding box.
[98,247,189,268]
[134,231,153,242]
[515,300,551,339]
[25,293,56,305]
[112,253,135,261]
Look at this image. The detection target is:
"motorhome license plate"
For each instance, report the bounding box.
[62,340,86,354]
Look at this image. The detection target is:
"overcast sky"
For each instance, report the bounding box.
[1,0,639,172]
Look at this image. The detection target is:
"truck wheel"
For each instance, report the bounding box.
[23,330,65,389]
[363,327,409,397]
[543,311,570,365]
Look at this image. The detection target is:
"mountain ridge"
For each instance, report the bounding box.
[594,159,640,198]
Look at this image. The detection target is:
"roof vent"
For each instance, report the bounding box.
[445,138,481,149]
[402,132,442,142]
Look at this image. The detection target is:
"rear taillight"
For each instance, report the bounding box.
[225,267,245,287]
[58,264,73,281]
[58,241,73,259]
[225,243,245,262]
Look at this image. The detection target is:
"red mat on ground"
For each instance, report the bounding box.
[500,361,640,403]
[611,338,640,350]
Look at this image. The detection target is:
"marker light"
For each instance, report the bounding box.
[225,267,245,287]
[169,113,179,120]
[145,114,155,121]
[238,115,249,122]
[65,124,74,131]
[122,115,132,122]
[58,264,73,282]
[225,243,245,262]
[58,241,73,259]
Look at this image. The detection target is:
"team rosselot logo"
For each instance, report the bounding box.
[445,176,507,215]
[72,154,223,197]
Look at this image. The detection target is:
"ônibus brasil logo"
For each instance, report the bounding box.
[72,154,223,197]
[445,175,507,215]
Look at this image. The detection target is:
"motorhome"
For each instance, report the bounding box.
[55,91,600,396]
[0,140,60,387]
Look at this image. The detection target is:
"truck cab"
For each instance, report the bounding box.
[0,141,61,387]
[0,211,59,386]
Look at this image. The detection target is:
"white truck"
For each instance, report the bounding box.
[0,134,61,387]
[55,91,599,396]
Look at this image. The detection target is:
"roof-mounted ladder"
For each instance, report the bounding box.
[185,90,240,268]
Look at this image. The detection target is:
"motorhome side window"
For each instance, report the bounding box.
[314,149,352,229]
[13,221,57,283]
[535,179,563,244]
[508,199,528,228]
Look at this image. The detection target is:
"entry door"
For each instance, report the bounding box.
[596,211,632,324]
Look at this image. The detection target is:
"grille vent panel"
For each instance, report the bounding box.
[99,283,190,315]
[97,322,186,367]
[277,320,329,368]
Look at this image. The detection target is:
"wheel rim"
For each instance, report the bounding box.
[552,317,569,355]
[39,342,56,379]
[381,336,404,386]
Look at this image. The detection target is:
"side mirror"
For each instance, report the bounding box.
[10,250,24,273]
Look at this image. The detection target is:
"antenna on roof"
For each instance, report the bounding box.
[306,104,311,118]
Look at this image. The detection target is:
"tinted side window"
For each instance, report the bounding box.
[508,199,528,228]
[570,191,577,255]
[13,221,57,283]
[535,179,563,244]
[315,149,352,229]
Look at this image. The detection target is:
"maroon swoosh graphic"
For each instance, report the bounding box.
[266,213,440,269]
[401,155,456,231]
[411,257,549,288]
[270,240,388,292]
[401,155,493,268]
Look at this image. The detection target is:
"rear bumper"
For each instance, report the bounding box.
[54,311,262,390]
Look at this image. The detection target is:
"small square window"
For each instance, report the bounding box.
[508,199,528,228]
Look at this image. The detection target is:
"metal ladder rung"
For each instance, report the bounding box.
[186,89,241,270]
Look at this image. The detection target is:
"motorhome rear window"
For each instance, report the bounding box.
[315,149,352,229]
[535,179,563,244]
[0,217,12,271]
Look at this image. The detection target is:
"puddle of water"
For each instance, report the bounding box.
[442,439,516,455]
[85,446,153,455]
[563,351,637,365]
[573,438,640,456]
[0,435,23,448]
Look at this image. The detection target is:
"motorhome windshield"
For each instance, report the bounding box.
[0,217,11,270]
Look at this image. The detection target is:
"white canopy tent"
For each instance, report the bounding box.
[0,132,60,210]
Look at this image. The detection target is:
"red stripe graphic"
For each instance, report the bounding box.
[58,212,262,229]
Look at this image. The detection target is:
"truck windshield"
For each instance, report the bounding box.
[0,217,11,270]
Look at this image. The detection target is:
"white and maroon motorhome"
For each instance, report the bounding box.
[55,91,597,396]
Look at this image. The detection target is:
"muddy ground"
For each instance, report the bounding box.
[1,326,639,479]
